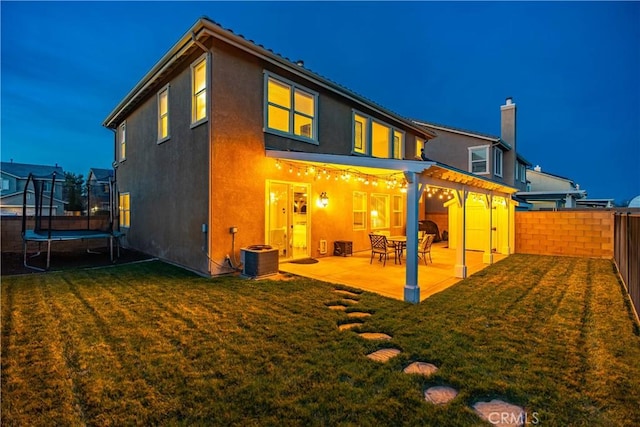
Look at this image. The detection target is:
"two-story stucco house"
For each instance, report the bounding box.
[87,168,115,214]
[103,17,519,302]
[0,161,65,216]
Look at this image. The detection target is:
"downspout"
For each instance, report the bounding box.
[108,127,119,233]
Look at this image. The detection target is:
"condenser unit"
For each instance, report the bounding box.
[241,245,279,278]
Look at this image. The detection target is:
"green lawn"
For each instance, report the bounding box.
[2,255,639,426]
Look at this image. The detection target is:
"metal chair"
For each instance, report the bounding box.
[369,233,395,266]
[418,234,435,265]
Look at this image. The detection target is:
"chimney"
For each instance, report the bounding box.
[501,97,516,149]
[501,97,517,186]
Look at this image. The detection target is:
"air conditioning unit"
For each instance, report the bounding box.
[241,245,279,278]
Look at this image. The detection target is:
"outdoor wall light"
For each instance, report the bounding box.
[318,192,329,208]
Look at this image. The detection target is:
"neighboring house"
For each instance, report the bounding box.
[414,98,531,192]
[0,161,65,216]
[87,168,115,214]
[103,17,518,302]
[517,165,587,209]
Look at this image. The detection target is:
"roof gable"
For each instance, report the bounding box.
[103,16,436,139]
[1,162,64,179]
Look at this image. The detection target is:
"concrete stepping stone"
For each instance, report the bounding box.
[403,362,439,377]
[338,323,362,331]
[341,298,359,305]
[424,386,458,405]
[358,332,392,340]
[347,312,371,318]
[473,399,526,427]
[334,289,360,297]
[328,305,347,311]
[366,348,401,362]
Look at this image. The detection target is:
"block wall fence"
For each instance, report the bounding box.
[515,210,614,258]
[1,216,112,253]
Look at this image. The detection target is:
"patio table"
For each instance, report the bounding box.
[388,236,407,264]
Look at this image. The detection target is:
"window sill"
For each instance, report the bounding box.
[190,118,208,129]
[157,136,171,145]
[265,129,319,145]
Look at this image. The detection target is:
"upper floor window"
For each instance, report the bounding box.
[265,73,318,143]
[2,178,9,191]
[416,137,425,159]
[119,122,126,161]
[157,86,170,143]
[353,114,368,155]
[494,147,503,177]
[119,193,130,228]
[191,56,208,126]
[353,112,404,159]
[519,164,526,183]
[469,145,489,175]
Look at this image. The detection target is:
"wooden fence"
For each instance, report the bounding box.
[614,213,640,322]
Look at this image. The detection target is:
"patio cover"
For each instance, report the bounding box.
[266,150,518,302]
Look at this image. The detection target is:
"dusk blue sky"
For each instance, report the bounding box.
[2,1,639,204]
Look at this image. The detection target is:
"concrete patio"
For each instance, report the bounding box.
[279,242,508,302]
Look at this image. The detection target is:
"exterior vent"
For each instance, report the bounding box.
[319,239,328,254]
[241,245,279,278]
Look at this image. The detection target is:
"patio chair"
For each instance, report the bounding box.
[418,234,435,265]
[369,233,396,266]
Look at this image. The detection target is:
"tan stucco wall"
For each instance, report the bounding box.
[115,49,210,274]
[527,170,575,191]
[515,210,614,258]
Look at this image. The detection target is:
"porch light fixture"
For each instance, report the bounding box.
[318,192,329,207]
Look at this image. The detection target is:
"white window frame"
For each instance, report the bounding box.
[493,147,503,177]
[264,72,319,144]
[2,178,9,190]
[119,122,126,162]
[370,193,390,230]
[119,192,130,228]
[157,85,170,144]
[353,110,405,159]
[392,195,403,227]
[191,54,208,127]
[468,145,490,175]
[520,164,526,183]
[353,191,367,230]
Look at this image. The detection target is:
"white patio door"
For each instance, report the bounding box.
[267,181,310,260]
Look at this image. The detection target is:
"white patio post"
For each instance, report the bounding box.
[483,194,494,264]
[404,171,420,303]
[454,188,468,278]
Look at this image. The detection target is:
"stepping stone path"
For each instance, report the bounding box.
[328,286,526,423]
[424,386,458,405]
[347,311,371,318]
[366,348,401,362]
[358,332,392,340]
[473,399,526,427]
[338,323,362,331]
[334,289,360,297]
[403,361,439,377]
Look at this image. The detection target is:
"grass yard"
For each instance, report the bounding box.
[2,255,639,426]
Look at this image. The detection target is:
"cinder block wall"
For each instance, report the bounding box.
[1,217,112,253]
[515,210,614,258]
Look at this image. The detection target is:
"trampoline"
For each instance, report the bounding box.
[21,171,125,271]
